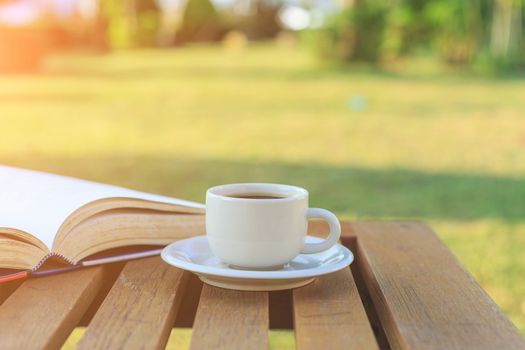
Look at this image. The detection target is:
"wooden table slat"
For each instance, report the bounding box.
[190,285,269,350]
[77,256,189,350]
[353,221,525,350]
[0,266,108,350]
[293,268,379,350]
[1,220,522,350]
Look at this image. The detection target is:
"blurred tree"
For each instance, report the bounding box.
[175,0,228,44]
[383,0,435,57]
[490,0,524,67]
[236,1,282,40]
[425,0,483,64]
[83,0,110,52]
[101,0,161,48]
[311,0,524,70]
[312,0,387,63]
[424,0,524,68]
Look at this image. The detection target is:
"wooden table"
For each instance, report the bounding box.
[0,221,524,350]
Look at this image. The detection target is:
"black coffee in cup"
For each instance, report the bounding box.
[227,193,286,200]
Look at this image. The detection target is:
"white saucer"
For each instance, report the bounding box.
[161,235,354,291]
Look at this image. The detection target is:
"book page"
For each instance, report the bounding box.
[0,165,204,250]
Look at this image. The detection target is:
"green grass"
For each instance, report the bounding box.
[1,43,524,342]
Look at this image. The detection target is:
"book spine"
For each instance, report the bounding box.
[31,252,76,272]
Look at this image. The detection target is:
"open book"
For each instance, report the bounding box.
[0,165,205,282]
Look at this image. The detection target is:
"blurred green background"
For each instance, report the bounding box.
[1,0,524,347]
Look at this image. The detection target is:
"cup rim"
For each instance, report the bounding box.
[206,183,308,202]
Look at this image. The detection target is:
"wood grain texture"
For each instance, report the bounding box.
[0,266,108,350]
[353,221,525,350]
[78,256,188,350]
[190,285,269,350]
[293,268,379,350]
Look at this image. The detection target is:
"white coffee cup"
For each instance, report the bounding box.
[206,183,341,269]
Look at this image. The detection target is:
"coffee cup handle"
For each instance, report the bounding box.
[301,208,341,254]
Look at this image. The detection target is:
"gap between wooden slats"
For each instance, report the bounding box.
[269,289,293,329]
[174,272,203,328]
